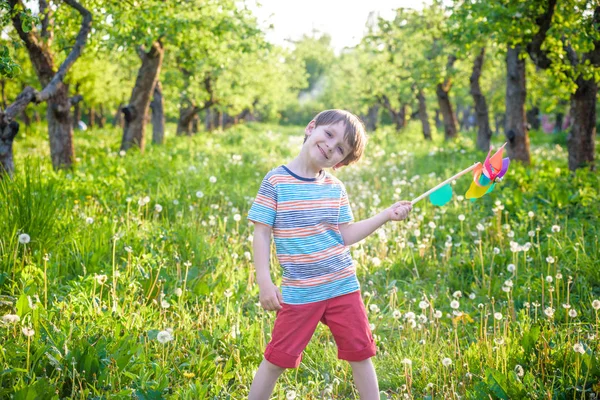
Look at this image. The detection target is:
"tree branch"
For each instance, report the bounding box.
[525,0,557,69]
[36,0,92,102]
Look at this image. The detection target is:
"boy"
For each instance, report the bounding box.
[247,109,412,400]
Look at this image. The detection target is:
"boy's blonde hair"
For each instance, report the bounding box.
[308,109,367,167]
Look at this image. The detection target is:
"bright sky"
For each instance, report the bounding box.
[247,0,429,53]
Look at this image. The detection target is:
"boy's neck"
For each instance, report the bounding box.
[286,154,323,179]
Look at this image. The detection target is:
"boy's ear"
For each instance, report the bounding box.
[305,120,316,136]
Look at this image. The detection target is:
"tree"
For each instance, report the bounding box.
[1,0,91,175]
[525,0,599,171]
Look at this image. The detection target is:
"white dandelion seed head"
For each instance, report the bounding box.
[573,343,585,354]
[209,176,217,184]
[551,225,561,233]
[507,264,516,273]
[18,233,31,244]
[514,364,524,377]
[233,214,241,222]
[2,314,20,324]
[458,214,465,222]
[569,309,577,318]
[546,275,553,283]
[156,330,173,344]
[196,190,204,198]
[450,300,460,309]
[393,310,402,319]
[22,327,35,337]
[154,204,163,213]
[442,357,452,367]
[592,300,600,310]
[418,300,429,310]
[286,390,297,400]
[494,312,503,320]
[401,358,412,366]
[544,307,555,318]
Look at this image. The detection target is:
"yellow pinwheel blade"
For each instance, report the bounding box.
[465,180,491,199]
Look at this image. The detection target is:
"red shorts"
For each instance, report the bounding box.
[264,291,376,368]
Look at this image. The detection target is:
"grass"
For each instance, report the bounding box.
[0,121,599,399]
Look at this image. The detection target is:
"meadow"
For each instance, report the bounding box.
[1,122,599,399]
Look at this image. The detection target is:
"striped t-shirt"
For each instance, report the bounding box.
[248,165,359,305]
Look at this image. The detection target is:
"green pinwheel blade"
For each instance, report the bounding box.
[429,184,453,206]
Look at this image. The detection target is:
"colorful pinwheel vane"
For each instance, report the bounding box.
[412,143,511,207]
[465,143,510,200]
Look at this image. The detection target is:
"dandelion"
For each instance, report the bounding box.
[569,309,577,318]
[95,274,108,285]
[428,221,436,229]
[224,289,233,298]
[434,310,443,318]
[286,390,297,400]
[401,358,412,366]
[369,323,376,331]
[161,300,170,309]
[528,230,535,237]
[442,357,452,367]
[458,214,465,221]
[556,272,563,279]
[546,275,553,283]
[233,214,241,222]
[124,246,133,253]
[2,314,20,324]
[22,327,35,337]
[173,199,179,205]
[18,234,31,244]
[174,288,183,297]
[85,217,94,224]
[551,225,560,233]
[209,176,217,183]
[476,223,485,232]
[419,300,429,310]
[404,312,416,320]
[544,307,555,318]
[546,256,555,264]
[502,286,511,293]
[528,211,534,218]
[196,190,204,198]
[157,330,173,344]
[154,204,163,213]
[369,304,380,313]
[494,312,503,320]
[469,293,476,300]
[371,257,381,267]
[452,291,462,298]
[393,310,402,319]
[507,264,516,273]
[592,300,600,310]
[515,364,524,377]
[450,300,460,309]
[493,247,500,255]
[573,343,585,354]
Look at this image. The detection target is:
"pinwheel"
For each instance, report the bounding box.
[465,143,510,200]
[411,143,510,206]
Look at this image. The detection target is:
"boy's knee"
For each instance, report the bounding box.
[263,358,286,375]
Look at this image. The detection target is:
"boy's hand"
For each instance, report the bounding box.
[258,281,283,311]
[387,200,413,221]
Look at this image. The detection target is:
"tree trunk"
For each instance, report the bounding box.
[526,106,540,130]
[436,84,458,140]
[554,112,564,133]
[121,41,164,152]
[436,55,458,140]
[98,104,105,128]
[88,105,95,129]
[192,114,199,133]
[365,104,379,131]
[417,89,432,140]
[177,103,199,136]
[0,79,7,109]
[46,85,75,169]
[0,120,19,177]
[470,47,493,151]
[505,46,530,164]
[113,103,124,127]
[150,81,165,144]
[567,76,597,170]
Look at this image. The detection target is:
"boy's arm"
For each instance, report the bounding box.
[338,200,412,247]
[253,222,283,311]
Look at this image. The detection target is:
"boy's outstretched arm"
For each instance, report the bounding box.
[338,200,412,247]
[253,222,283,311]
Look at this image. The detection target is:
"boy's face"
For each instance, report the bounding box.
[304,120,351,170]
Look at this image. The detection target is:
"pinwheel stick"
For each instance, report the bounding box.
[411,162,482,205]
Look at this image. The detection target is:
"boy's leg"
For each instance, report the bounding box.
[248,358,285,400]
[348,358,379,400]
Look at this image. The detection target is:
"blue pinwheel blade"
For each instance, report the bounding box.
[429,184,453,206]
